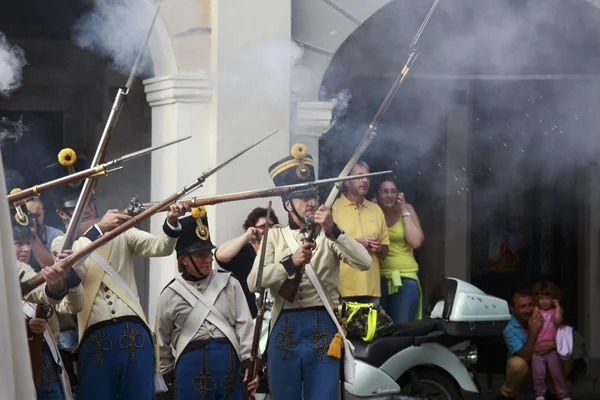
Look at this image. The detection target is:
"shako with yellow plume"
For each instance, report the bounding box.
[4,170,33,230]
[268,143,317,200]
[175,207,215,256]
[37,148,90,209]
[9,188,30,228]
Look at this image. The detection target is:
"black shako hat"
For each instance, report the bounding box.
[6,171,34,239]
[268,143,318,200]
[175,207,216,256]
[10,203,34,239]
[36,148,90,209]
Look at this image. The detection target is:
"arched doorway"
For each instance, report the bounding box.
[318,0,600,376]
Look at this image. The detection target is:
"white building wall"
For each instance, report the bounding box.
[144,0,294,321]
[141,3,600,381]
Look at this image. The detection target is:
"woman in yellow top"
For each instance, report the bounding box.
[375,180,425,322]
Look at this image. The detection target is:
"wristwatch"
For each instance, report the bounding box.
[402,212,411,218]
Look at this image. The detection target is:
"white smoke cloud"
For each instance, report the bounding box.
[0,116,29,148]
[72,0,155,77]
[0,33,26,96]
[219,40,307,106]
[329,89,352,129]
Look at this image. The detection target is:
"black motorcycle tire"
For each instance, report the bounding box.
[400,367,463,400]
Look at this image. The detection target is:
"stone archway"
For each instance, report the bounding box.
[310,0,600,378]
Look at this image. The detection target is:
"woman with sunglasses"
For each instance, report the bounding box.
[215,207,279,318]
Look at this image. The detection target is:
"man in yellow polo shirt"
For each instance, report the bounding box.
[333,160,389,303]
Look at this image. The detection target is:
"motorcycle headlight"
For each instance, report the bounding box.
[456,347,478,365]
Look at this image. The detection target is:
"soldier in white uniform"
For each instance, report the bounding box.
[9,198,84,400]
[155,207,258,400]
[247,144,372,400]
[37,149,189,400]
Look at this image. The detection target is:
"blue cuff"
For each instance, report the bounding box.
[239,358,251,376]
[83,225,103,242]
[281,255,297,276]
[64,268,82,289]
[163,219,181,238]
[45,284,68,301]
[326,223,343,241]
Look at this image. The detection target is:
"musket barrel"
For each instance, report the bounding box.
[278,0,440,301]
[59,89,126,250]
[23,171,385,293]
[22,133,276,296]
[8,167,105,204]
[21,190,183,296]
[121,171,392,215]
[245,201,272,400]
[58,4,164,252]
[7,137,190,205]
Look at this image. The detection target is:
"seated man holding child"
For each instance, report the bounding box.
[497,283,577,400]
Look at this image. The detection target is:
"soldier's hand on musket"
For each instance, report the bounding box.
[314,205,335,235]
[292,242,313,266]
[29,318,47,335]
[243,369,259,396]
[167,202,190,226]
[40,264,67,294]
[97,209,133,233]
[52,249,73,262]
[52,249,75,274]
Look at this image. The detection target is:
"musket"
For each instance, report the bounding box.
[244,201,272,400]
[29,304,54,388]
[278,0,441,302]
[7,136,190,204]
[21,130,277,296]
[118,171,393,216]
[57,3,162,253]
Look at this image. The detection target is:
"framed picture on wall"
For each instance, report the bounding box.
[488,216,525,272]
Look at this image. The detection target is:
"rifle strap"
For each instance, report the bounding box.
[281,227,356,384]
[77,242,112,343]
[78,244,164,388]
[169,273,238,362]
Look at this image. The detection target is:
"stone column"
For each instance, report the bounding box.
[293,101,334,177]
[144,0,297,321]
[444,82,472,281]
[209,0,292,238]
[143,73,213,320]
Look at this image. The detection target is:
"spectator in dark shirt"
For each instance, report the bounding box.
[26,197,64,270]
[215,207,279,319]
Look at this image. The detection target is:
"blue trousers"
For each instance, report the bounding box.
[175,340,243,400]
[268,308,340,400]
[77,320,154,400]
[380,277,420,323]
[37,349,64,400]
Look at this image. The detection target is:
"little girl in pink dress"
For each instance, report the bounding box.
[532,281,570,400]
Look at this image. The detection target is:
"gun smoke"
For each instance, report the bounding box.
[0,117,28,148]
[72,0,154,77]
[321,0,599,207]
[0,33,26,96]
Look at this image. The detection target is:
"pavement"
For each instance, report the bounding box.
[463,374,600,399]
